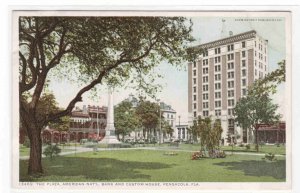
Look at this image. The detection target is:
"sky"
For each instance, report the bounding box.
[49,15,286,124]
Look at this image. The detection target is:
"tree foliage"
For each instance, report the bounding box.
[248,60,285,96]
[189,116,223,153]
[19,16,194,175]
[135,100,160,138]
[114,101,140,140]
[234,60,284,151]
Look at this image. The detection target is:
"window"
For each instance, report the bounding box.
[215,47,221,54]
[255,69,257,76]
[255,51,257,57]
[228,71,234,79]
[242,79,246,86]
[193,62,196,68]
[203,59,208,66]
[203,111,209,117]
[215,83,221,90]
[255,60,257,66]
[203,102,209,109]
[242,89,247,96]
[203,67,208,74]
[228,81,234,88]
[228,109,234,116]
[242,69,247,77]
[203,50,208,57]
[193,70,196,76]
[203,93,208,100]
[242,41,246,48]
[202,84,208,92]
[228,99,235,106]
[242,51,246,58]
[215,101,221,108]
[193,86,196,93]
[215,92,221,99]
[193,95,196,101]
[215,74,221,81]
[215,65,221,72]
[193,78,196,84]
[215,110,221,116]
[203,76,208,83]
[193,103,197,109]
[227,53,234,61]
[214,56,221,63]
[228,90,234,97]
[227,62,234,69]
[193,111,197,118]
[242,60,246,67]
[227,44,234,51]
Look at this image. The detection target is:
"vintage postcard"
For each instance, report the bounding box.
[12,11,291,191]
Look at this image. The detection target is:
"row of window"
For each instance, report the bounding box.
[195,78,247,93]
[193,99,235,111]
[213,42,247,57]
[194,65,248,76]
[194,87,247,102]
[193,108,235,118]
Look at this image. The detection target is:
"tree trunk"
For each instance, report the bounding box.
[27,124,43,175]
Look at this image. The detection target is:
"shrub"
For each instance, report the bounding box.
[215,150,226,158]
[239,144,244,147]
[209,149,226,158]
[245,144,251,150]
[43,144,61,159]
[23,136,30,148]
[262,153,277,161]
[191,151,205,160]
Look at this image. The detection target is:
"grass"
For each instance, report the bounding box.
[20,149,286,182]
[137,143,286,155]
[19,145,75,157]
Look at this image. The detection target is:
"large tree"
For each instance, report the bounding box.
[234,93,281,151]
[19,16,194,175]
[114,101,140,141]
[135,100,160,142]
[234,60,285,151]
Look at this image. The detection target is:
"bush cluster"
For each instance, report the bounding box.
[43,144,61,159]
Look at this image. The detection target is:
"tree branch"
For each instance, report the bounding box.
[47,38,159,123]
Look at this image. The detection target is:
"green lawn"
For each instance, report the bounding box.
[20,145,75,157]
[20,149,286,182]
[137,143,286,155]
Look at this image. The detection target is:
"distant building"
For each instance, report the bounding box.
[69,105,107,142]
[188,30,269,144]
[174,124,190,141]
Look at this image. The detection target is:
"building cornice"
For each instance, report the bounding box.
[196,30,257,50]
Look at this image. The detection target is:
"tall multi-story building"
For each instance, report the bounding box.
[188,30,269,144]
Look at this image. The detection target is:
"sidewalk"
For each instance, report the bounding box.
[19,146,285,160]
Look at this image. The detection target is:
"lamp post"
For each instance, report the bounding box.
[178,115,181,126]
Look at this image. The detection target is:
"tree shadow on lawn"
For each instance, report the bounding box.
[20,157,173,182]
[214,159,286,180]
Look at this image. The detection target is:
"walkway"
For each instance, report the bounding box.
[19,145,285,160]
